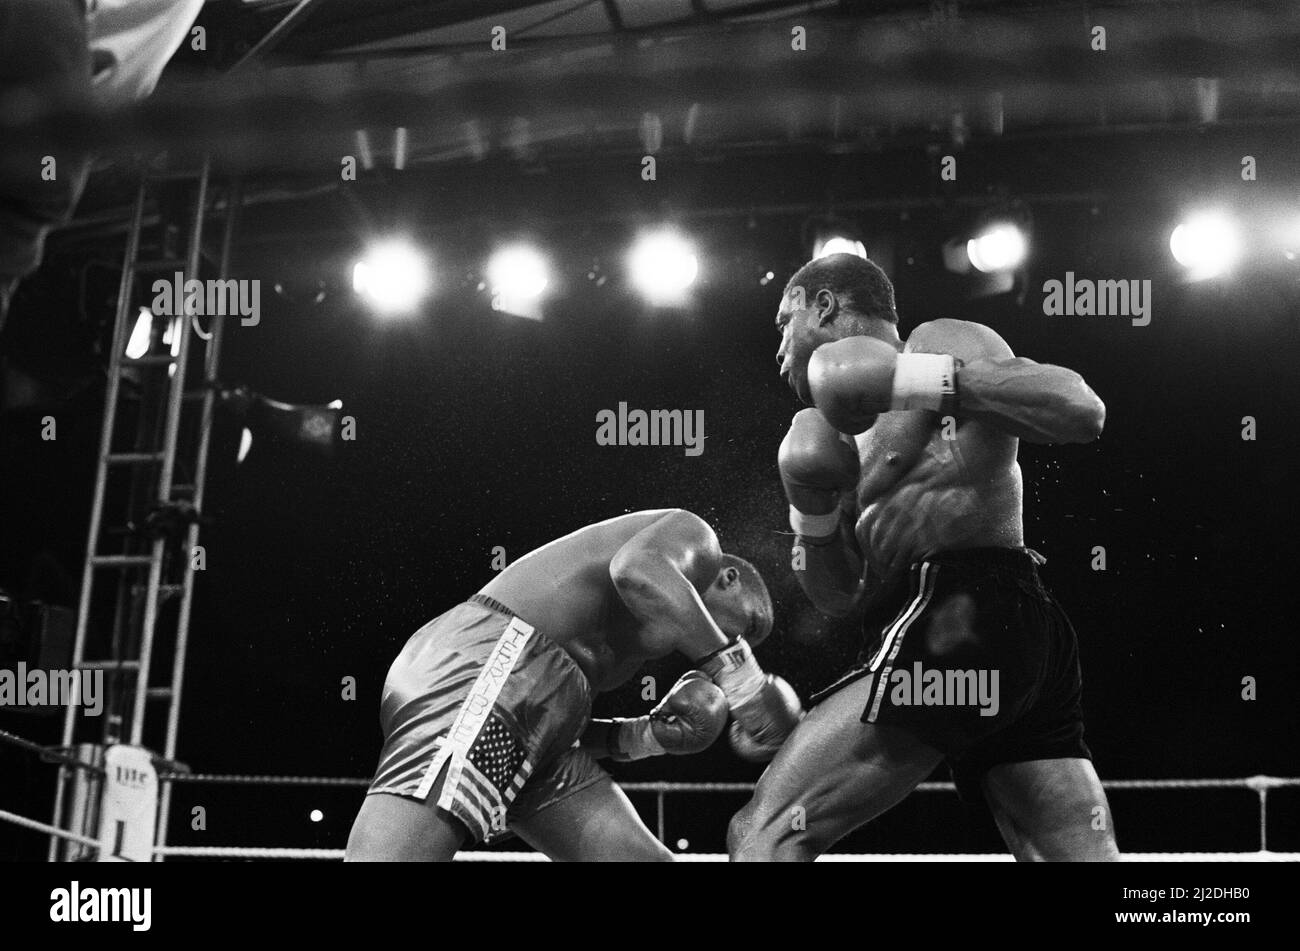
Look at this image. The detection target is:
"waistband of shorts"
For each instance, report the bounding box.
[468,592,520,618]
[919,546,1047,576]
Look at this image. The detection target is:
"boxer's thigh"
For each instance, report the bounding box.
[510,776,672,862]
[728,673,944,862]
[345,790,468,863]
[981,757,1119,861]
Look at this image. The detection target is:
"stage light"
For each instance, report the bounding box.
[352,239,431,315]
[628,230,698,304]
[487,243,550,318]
[309,809,323,823]
[814,236,867,259]
[967,224,1028,273]
[1169,212,1241,279]
[125,307,152,359]
[221,386,344,457]
[1276,215,1300,260]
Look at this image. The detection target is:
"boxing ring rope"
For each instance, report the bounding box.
[146,848,1298,862]
[0,807,103,851]
[3,727,1296,861]
[0,727,106,776]
[150,772,1298,854]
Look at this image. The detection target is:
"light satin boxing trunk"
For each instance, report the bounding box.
[367,594,607,843]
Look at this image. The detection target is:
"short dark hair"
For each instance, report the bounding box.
[785,252,898,324]
[722,553,774,644]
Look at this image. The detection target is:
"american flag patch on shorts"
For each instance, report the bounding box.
[452,713,534,839]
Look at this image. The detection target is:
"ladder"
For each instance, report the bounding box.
[49,158,241,860]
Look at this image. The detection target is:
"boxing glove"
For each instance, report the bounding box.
[779,408,859,541]
[808,337,958,431]
[608,671,728,761]
[727,680,801,762]
[698,639,803,748]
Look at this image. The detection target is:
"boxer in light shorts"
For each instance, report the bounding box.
[346,508,803,861]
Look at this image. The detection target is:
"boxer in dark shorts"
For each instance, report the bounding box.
[809,546,1089,805]
[728,253,1118,861]
[346,509,803,862]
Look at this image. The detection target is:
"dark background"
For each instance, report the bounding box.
[3,0,1300,860]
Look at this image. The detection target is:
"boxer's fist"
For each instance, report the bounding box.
[699,641,803,756]
[729,673,803,751]
[779,408,859,525]
[649,671,728,756]
[807,336,899,421]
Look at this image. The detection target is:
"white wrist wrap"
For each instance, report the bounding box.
[890,352,957,412]
[700,640,766,711]
[788,505,840,539]
[617,717,666,761]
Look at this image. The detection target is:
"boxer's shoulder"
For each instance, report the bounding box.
[906,318,1014,362]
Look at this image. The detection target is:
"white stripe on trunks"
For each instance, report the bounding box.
[866,562,938,723]
[415,614,536,802]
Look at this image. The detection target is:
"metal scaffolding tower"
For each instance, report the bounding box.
[49,158,241,860]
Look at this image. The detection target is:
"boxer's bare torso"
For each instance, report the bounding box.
[847,321,1025,582]
[478,510,692,690]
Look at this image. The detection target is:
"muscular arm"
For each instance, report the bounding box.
[809,319,1106,444]
[954,355,1105,444]
[608,508,731,661]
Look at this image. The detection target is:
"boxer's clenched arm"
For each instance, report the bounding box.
[608,509,731,660]
[952,355,1106,444]
[610,509,805,759]
[808,319,1105,444]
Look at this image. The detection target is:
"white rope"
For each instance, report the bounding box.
[628,777,1300,793]
[150,775,1300,792]
[153,846,344,860]
[148,847,1300,862]
[0,807,101,850]
[4,725,1295,860]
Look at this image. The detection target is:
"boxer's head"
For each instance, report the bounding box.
[775,253,901,403]
[704,554,774,647]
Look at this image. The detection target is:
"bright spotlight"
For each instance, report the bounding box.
[309,809,324,823]
[352,239,431,315]
[1169,212,1241,279]
[487,244,550,317]
[628,231,698,304]
[125,307,152,359]
[814,236,866,260]
[1274,214,1300,260]
[967,224,1028,273]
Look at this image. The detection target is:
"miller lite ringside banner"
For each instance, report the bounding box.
[97,745,158,863]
